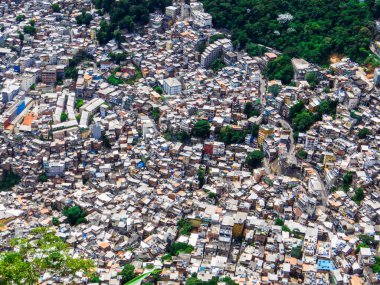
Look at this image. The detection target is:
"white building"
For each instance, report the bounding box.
[374,68,380,86]
[163,78,182,95]
[165,5,179,18]
[21,73,37,91]
[201,39,232,68]
[48,161,65,177]
[1,79,20,103]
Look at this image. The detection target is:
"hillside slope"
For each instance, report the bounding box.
[202,0,379,64]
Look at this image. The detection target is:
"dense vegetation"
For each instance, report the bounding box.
[197,167,206,188]
[168,242,194,256]
[63,206,87,226]
[202,0,377,64]
[177,219,193,235]
[76,11,93,26]
[0,227,94,284]
[93,0,171,45]
[186,275,237,285]
[0,171,21,191]
[289,99,337,139]
[358,127,372,139]
[264,55,293,84]
[64,51,93,80]
[192,120,211,139]
[245,150,265,170]
[120,263,137,284]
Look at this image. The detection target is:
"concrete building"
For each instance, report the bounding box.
[163,77,182,95]
[201,39,232,68]
[41,66,57,84]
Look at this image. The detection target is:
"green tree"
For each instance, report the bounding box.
[275,218,284,226]
[90,275,102,283]
[0,172,21,191]
[244,102,253,118]
[210,58,225,72]
[151,107,160,123]
[192,120,210,139]
[292,110,315,133]
[120,264,136,284]
[352,187,364,204]
[177,219,192,236]
[119,15,136,32]
[305,72,319,88]
[289,101,305,119]
[297,150,308,160]
[51,3,60,12]
[282,225,291,232]
[75,99,85,109]
[197,167,206,188]
[317,99,337,120]
[174,131,191,143]
[169,242,193,256]
[0,227,94,284]
[342,172,353,192]
[265,55,293,84]
[209,33,225,44]
[23,25,36,35]
[64,67,78,80]
[107,74,124,86]
[153,86,163,94]
[268,85,280,97]
[76,11,93,26]
[246,43,267,57]
[52,217,60,226]
[38,172,48,182]
[108,52,127,63]
[358,128,372,139]
[102,134,111,149]
[16,14,25,22]
[291,246,302,259]
[356,242,370,254]
[218,126,246,145]
[250,123,260,137]
[197,43,206,53]
[373,256,380,273]
[63,206,87,226]
[60,112,68,122]
[201,0,375,63]
[245,150,264,170]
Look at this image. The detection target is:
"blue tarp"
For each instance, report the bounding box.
[137,161,145,168]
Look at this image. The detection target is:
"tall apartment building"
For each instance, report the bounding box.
[201,38,232,68]
[41,66,57,84]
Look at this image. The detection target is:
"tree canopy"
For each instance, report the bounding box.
[23,25,36,36]
[202,0,376,64]
[197,167,206,188]
[93,0,172,45]
[245,150,264,170]
[76,11,93,26]
[63,206,87,226]
[16,14,26,22]
[0,171,21,191]
[0,227,94,284]
[264,55,293,84]
[358,128,372,139]
[218,126,246,145]
[120,264,137,284]
[192,120,210,139]
[51,3,61,12]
